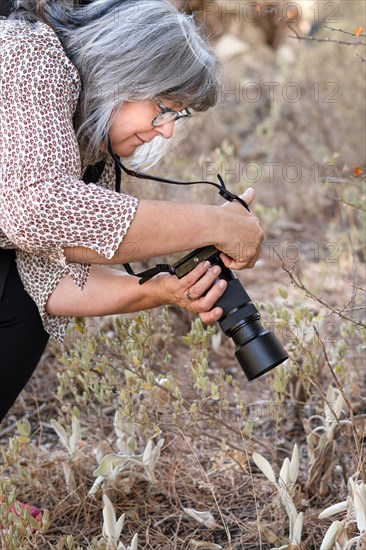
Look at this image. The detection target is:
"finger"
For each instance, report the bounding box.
[194,278,227,312]
[187,264,222,300]
[219,252,258,270]
[180,260,211,289]
[241,187,255,206]
[200,307,223,324]
[219,253,245,270]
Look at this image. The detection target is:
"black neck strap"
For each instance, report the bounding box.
[107,138,250,210]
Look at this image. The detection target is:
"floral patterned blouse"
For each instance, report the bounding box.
[0,18,139,341]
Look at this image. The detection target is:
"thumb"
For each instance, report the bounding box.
[242,187,255,206]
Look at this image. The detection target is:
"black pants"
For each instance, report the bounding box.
[0,249,49,423]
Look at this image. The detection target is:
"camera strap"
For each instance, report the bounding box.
[107,139,250,284]
[107,139,250,209]
[123,261,177,283]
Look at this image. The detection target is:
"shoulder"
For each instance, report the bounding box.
[0,18,80,96]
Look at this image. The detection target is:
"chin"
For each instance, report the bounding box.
[114,146,135,157]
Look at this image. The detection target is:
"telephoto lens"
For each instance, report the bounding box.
[174,246,288,380]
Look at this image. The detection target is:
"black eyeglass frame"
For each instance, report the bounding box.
[152,98,192,127]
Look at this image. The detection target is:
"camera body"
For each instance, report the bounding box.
[173,245,288,380]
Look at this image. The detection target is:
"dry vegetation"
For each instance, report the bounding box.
[0,1,365,549]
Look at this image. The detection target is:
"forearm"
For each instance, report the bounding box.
[64,200,217,265]
[63,188,264,270]
[46,262,227,325]
[46,265,167,317]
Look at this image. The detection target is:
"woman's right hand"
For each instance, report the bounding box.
[213,188,264,270]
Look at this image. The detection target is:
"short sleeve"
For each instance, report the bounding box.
[0,20,139,287]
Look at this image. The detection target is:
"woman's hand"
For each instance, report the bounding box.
[214,187,264,271]
[155,260,227,324]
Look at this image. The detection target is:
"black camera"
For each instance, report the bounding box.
[173,245,288,380]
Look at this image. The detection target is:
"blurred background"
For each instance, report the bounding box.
[1,2,365,548]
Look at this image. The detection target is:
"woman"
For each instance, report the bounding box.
[0,0,264,422]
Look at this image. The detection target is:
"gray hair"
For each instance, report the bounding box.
[12,0,222,167]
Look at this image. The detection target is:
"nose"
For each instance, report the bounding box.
[155,120,175,139]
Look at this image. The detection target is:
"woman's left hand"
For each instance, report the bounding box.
[156,261,227,324]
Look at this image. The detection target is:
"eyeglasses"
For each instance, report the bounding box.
[152,98,192,127]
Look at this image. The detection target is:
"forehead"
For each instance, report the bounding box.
[160,98,189,110]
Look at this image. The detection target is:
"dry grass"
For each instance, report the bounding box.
[1,2,365,548]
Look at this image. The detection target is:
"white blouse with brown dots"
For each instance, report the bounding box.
[0,18,139,341]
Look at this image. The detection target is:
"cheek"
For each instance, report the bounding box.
[110,118,148,143]
[108,103,158,151]
[109,116,130,141]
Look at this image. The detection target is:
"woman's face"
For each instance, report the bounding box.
[108,99,187,157]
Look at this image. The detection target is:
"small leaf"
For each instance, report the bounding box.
[129,533,138,550]
[252,452,276,484]
[93,453,127,476]
[353,26,364,37]
[183,508,219,529]
[211,383,219,400]
[277,286,288,299]
[318,500,348,519]
[17,419,31,438]
[50,420,70,451]
[279,458,291,487]
[142,440,153,465]
[292,512,303,545]
[69,415,81,454]
[320,520,342,550]
[288,509,298,541]
[115,512,126,542]
[103,494,116,541]
[353,483,366,532]
[88,475,104,496]
[189,541,223,549]
[273,375,286,394]
[289,444,299,483]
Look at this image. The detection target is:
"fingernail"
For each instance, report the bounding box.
[244,187,254,195]
[212,265,220,275]
[203,261,211,269]
[218,280,227,289]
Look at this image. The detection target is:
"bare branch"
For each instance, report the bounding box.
[312,326,361,458]
[323,25,366,38]
[287,24,366,46]
[288,33,366,47]
[328,194,366,212]
[274,251,366,329]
